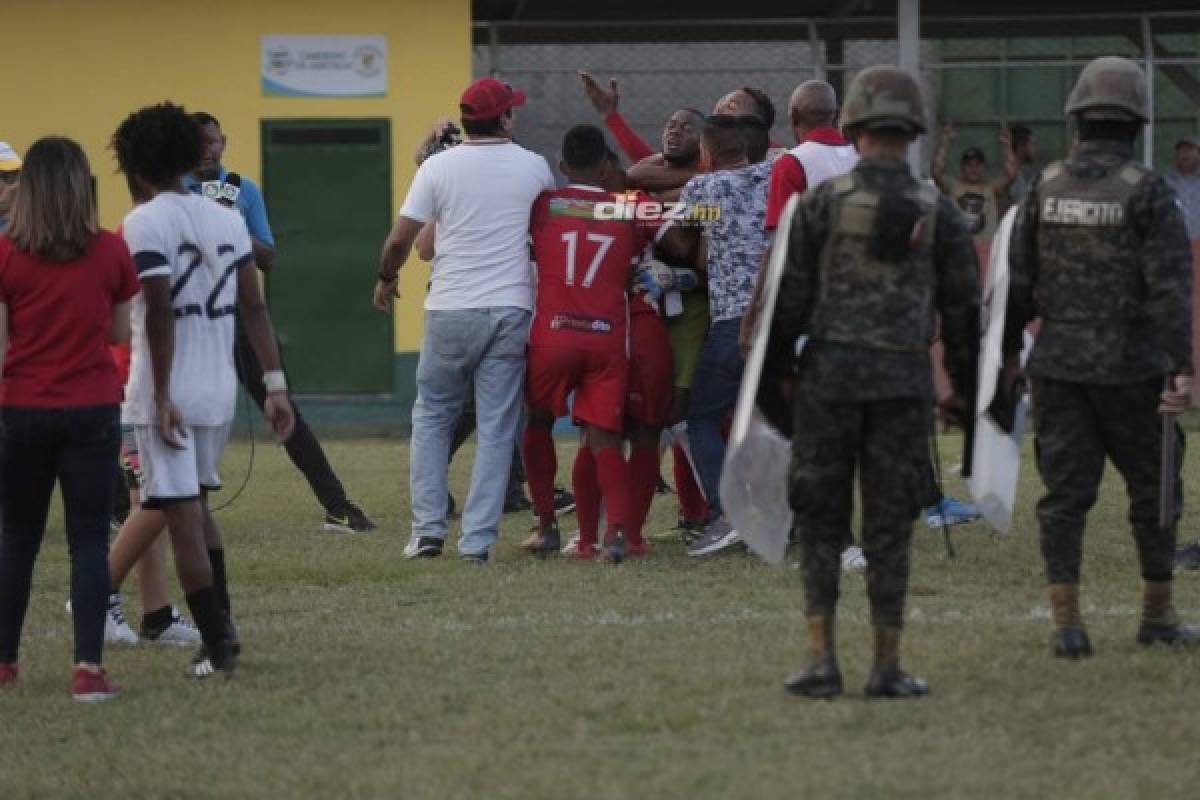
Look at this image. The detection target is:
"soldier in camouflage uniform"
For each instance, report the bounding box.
[768,66,980,699]
[1003,56,1199,658]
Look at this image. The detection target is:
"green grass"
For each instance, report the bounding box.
[2,434,1199,799]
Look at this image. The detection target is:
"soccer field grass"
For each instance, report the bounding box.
[2,434,1198,799]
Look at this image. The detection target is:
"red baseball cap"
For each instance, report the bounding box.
[459,78,527,121]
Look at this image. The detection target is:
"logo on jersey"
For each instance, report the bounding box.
[593,195,720,225]
[548,196,603,220]
[1042,196,1124,226]
[549,313,613,335]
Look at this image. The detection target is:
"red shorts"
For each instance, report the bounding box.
[526,345,627,433]
[625,311,674,427]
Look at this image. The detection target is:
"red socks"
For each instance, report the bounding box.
[593,446,629,545]
[673,442,707,523]
[522,426,558,519]
[625,445,660,546]
[572,446,600,547]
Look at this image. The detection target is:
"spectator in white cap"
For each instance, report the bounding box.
[1166,135,1200,240]
[0,142,22,234]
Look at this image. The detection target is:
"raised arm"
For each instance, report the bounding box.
[995,127,1020,200]
[579,71,656,163]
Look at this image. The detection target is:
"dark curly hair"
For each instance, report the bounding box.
[111,102,205,189]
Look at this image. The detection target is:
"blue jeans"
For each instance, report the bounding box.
[409,308,531,555]
[687,317,744,518]
[0,405,120,665]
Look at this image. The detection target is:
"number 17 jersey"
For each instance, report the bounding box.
[121,191,255,426]
[529,186,657,355]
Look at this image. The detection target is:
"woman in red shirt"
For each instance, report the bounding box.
[0,136,139,703]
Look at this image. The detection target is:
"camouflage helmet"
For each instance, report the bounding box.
[839,66,927,135]
[1064,56,1149,122]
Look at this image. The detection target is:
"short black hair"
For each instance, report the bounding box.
[742,87,776,129]
[1077,118,1140,144]
[192,111,221,130]
[702,114,747,163]
[460,109,510,137]
[1010,124,1033,151]
[112,102,205,188]
[736,115,770,163]
[562,124,608,170]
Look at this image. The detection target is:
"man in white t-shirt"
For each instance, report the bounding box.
[375,78,556,562]
[113,102,295,678]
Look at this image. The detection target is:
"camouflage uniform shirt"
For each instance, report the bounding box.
[768,157,980,401]
[1004,139,1193,382]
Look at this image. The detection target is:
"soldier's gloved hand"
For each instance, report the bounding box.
[1159,374,1193,416]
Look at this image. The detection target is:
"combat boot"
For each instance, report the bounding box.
[784,615,843,698]
[863,626,929,699]
[1048,584,1092,659]
[1136,580,1200,646]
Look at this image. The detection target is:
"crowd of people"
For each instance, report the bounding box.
[1,53,1198,703]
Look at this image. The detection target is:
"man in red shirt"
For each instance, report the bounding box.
[523,126,678,562]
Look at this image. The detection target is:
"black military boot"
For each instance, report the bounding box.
[1049,584,1092,659]
[784,616,843,698]
[1136,580,1200,646]
[863,627,929,700]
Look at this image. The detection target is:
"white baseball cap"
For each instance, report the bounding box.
[0,142,21,171]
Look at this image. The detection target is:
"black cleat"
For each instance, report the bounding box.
[553,488,576,515]
[503,495,533,514]
[1136,620,1200,647]
[864,667,930,699]
[225,615,242,657]
[605,532,627,564]
[784,656,843,698]
[187,639,237,679]
[1052,626,1093,659]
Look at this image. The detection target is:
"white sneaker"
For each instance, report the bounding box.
[560,532,601,556]
[66,595,138,645]
[841,545,867,571]
[141,607,201,646]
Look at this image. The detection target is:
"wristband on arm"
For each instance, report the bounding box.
[263,370,288,394]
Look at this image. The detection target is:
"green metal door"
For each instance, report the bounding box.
[262,119,392,394]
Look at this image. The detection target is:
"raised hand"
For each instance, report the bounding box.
[579,71,619,116]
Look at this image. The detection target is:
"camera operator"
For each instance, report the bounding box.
[187,112,376,534]
[375,78,556,563]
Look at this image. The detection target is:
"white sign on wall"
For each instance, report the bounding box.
[262,35,387,98]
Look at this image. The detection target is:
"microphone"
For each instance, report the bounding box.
[201,180,222,200]
[218,173,242,208]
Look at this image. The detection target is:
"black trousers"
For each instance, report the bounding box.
[0,405,120,664]
[234,316,349,513]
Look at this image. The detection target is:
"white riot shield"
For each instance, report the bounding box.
[721,195,801,565]
[968,206,1030,534]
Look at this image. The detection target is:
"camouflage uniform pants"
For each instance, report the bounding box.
[789,393,928,628]
[1032,377,1183,584]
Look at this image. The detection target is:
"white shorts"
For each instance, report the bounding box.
[134,423,231,508]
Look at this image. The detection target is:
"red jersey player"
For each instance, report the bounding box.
[522,126,682,562]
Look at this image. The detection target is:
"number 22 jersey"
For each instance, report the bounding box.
[529,185,661,355]
[121,191,255,426]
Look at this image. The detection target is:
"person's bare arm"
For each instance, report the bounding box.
[415,221,437,262]
[110,301,132,344]
[995,127,1020,200]
[627,154,697,194]
[236,265,295,441]
[251,238,276,273]
[655,225,699,267]
[932,124,954,193]
[142,276,185,448]
[374,215,425,311]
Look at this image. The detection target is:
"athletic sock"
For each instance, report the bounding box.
[673,443,707,523]
[208,548,231,616]
[184,587,226,654]
[626,445,660,546]
[593,446,629,543]
[142,605,173,633]
[572,446,600,546]
[522,426,558,519]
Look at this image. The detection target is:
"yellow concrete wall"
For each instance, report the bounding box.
[1,0,469,353]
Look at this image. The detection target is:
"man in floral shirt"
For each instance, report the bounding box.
[678,115,772,556]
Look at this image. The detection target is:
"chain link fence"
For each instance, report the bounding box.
[473,13,1199,180]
